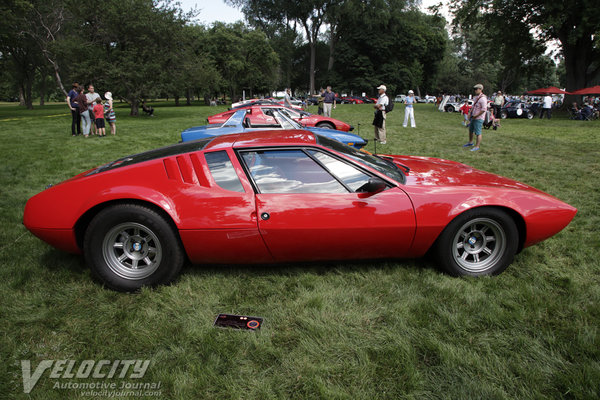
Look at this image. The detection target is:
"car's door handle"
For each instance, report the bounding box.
[260,212,270,221]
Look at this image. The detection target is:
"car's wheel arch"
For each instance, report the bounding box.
[316,121,336,129]
[428,205,526,255]
[74,199,185,255]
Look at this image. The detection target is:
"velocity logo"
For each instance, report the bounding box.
[21,359,150,393]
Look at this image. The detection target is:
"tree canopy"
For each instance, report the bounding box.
[0,0,597,110]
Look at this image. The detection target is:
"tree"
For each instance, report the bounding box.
[331,0,446,95]
[450,0,600,98]
[0,0,47,108]
[66,0,192,115]
[228,0,333,94]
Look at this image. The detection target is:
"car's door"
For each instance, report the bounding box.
[238,148,416,262]
[177,149,272,264]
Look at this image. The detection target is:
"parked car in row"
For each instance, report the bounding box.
[24,130,576,291]
[444,99,473,113]
[182,109,367,149]
[208,104,354,132]
[230,99,303,111]
[500,101,540,119]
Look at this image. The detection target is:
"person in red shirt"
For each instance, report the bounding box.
[459,100,472,126]
[93,98,106,137]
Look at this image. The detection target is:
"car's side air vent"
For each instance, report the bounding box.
[163,155,210,187]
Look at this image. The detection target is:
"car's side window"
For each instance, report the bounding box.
[307,150,372,192]
[204,151,244,192]
[240,149,347,194]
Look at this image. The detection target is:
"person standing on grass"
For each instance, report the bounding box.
[459,99,471,126]
[93,98,106,136]
[104,92,117,135]
[317,88,325,115]
[67,82,81,136]
[86,84,100,135]
[464,83,487,152]
[323,86,336,117]
[493,90,505,118]
[373,84,389,145]
[540,94,552,119]
[284,88,293,108]
[403,90,416,128]
[75,87,91,137]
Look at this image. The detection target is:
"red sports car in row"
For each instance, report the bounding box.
[24,131,576,291]
[207,105,354,132]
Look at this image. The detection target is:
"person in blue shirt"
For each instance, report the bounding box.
[403,90,416,128]
[323,86,336,117]
[66,82,81,136]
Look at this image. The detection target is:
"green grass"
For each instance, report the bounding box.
[0,101,598,399]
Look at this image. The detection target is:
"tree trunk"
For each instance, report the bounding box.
[186,88,191,106]
[20,76,34,109]
[327,27,337,72]
[174,95,180,107]
[309,41,316,95]
[130,98,139,116]
[39,74,46,106]
[562,36,593,108]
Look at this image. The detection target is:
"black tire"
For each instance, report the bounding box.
[316,122,335,129]
[526,111,534,119]
[433,208,518,277]
[500,111,508,119]
[84,204,185,291]
[445,105,455,113]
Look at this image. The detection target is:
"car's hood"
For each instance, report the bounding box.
[386,155,543,192]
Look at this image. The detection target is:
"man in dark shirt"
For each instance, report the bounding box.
[67,82,81,136]
[323,86,336,117]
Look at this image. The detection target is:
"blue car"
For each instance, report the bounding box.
[181,110,367,149]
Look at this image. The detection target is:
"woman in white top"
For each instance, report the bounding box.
[403,90,416,128]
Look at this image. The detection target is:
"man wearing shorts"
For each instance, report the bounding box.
[464,84,487,152]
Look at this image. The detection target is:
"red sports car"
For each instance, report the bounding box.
[207,105,354,131]
[24,131,576,291]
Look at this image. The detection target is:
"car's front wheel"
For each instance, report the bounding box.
[500,110,508,119]
[527,111,534,119]
[84,204,185,291]
[433,208,518,276]
[445,105,455,112]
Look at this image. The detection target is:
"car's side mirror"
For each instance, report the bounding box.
[357,177,387,198]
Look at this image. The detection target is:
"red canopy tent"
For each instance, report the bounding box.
[526,86,570,95]
[569,86,600,95]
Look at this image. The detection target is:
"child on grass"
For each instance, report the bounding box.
[93,98,106,137]
[459,100,471,126]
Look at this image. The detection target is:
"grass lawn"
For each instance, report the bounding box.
[0,101,598,399]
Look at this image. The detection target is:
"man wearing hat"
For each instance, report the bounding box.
[403,90,416,128]
[373,85,389,144]
[464,83,487,151]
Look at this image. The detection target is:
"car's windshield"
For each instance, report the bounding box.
[315,134,405,183]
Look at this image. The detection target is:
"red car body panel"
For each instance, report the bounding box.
[23,130,576,267]
[207,105,353,132]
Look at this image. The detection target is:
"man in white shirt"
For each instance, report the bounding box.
[85,84,101,135]
[373,84,389,144]
[540,94,553,119]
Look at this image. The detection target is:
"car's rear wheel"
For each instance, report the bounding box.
[84,204,185,291]
[527,111,534,119]
[316,122,335,129]
[500,110,508,119]
[433,208,518,276]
